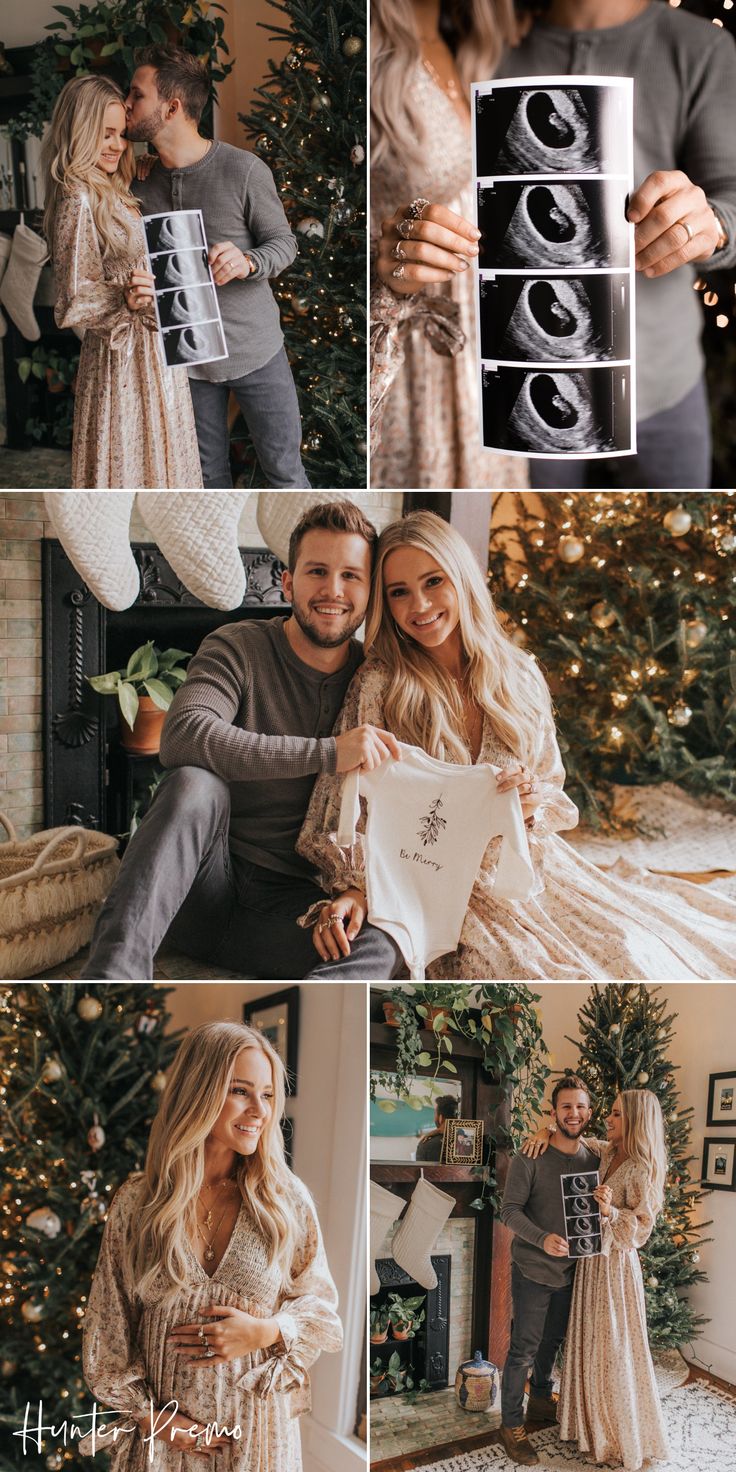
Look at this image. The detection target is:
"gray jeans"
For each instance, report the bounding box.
[501,1264,574,1427]
[81,766,401,982]
[189,346,310,489]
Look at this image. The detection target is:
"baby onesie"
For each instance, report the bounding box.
[337,744,535,978]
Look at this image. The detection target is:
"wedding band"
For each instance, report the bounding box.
[407,197,430,220]
[391,242,407,261]
[679,219,694,243]
[398,218,415,239]
[392,263,406,278]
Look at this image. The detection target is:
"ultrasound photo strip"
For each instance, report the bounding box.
[143,208,228,370]
[560,1169,603,1259]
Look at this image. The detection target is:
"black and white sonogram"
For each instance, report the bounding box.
[479,275,630,364]
[477,180,629,271]
[144,211,206,255]
[560,1169,603,1258]
[482,365,632,457]
[162,319,227,367]
[475,84,629,179]
[156,283,219,330]
[150,249,210,292]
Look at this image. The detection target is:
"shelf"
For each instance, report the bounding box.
[371,1163,482,1184]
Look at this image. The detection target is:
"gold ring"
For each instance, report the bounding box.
[328,914,341,927]
[678,219,694,243]
[398,218,415,240]
[392,263,406,278]
[391,242,407,261]
[407,197,430,220]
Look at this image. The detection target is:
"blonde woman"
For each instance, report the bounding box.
[78,1021,341,1469]
[41,74,201,488]
[371,0,526,489]
[524,1090,670,1469]
[297,510,736,980]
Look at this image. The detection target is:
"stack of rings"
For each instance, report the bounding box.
[393,197,430,278]
[198,1326,215,1358]
[317,912,342,936]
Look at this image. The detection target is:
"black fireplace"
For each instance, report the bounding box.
[371,1254,451,1397]
[42,539,288,834]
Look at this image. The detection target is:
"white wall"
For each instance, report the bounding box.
[3,1,58,48]
[534,982,736,1385]
[160,983,367,1472]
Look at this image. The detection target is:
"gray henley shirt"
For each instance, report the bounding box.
[159,616,363,878]
[495,4,736,420]
[501,1140,601,1288]
[133,140,297,381]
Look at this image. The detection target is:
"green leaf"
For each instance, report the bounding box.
[442,1060,457,1073]
[417,1052,432,1067]
[100,40,121,55]
[376,1100,397,1113]
[69,44,86,65]
[143,679,173,712]
[126,641,157,681]
[117,680,139,731]
[156,648,191,671]
[17,359,32,383]
[86,670,121,694]
[469,1197,487,1211]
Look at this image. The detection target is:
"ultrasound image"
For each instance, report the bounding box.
[162,318,227,367]
[479,275,630,364]
[144,212,206,255]
[478,180,630,271]
[482,366,632,456]
[560,1169,603,1258]
[151,249,211,292]
[475,84,630,178]
[156,283,219,330]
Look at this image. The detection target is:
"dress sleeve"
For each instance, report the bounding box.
[528,701,580,840]
[600,1165,657,1255]
[370,264,464,451]
[78,1178,153,1455]
[53,193,149,348]
[237,1183,343,1417]
[295,660,391,902]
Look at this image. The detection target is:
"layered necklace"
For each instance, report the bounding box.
[450,667,484,759]
[196,1176,238,1263]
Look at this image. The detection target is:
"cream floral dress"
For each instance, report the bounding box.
[558,1141,670,1470]
[296,660,736,980]
[53,192,202,489]
[370,62,527,490]
[79,1174,342,1471]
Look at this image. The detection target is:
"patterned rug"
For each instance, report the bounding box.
[420,1382,736,1472]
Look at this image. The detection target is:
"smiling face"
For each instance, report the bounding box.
[553,1087,592,1140]
[97,101,127,173]
[207,1046,274,1159]
[605,1096,624,1148]
[282,528,372,649]
[383,545,462,654]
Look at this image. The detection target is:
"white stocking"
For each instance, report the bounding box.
[44,493,139,611]
[390,1176,454,1290]
[0,234,11,338]
[256,491,379,565]
[370,1180,403,1296]
[0,223,49,341]
[138,492,248,611]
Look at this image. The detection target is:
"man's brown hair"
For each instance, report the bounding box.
[551,1073,593,1109]
[287,499,378,572]
[134,45,209,126]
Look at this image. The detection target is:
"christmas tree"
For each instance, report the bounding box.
[238,0,366,489]
[0,983,182,1471]
[570,983,709,1350]
[488,491,736,825]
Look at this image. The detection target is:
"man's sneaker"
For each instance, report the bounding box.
[499,1424,539,1465]
[525,1391,558,1428]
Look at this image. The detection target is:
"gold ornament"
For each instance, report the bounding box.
[309,92,331,112]
[290,295,309,315]
[342,35,363,57]
[637,1071,650,1084]
[590,600,617,629]
[87,1122,106,1152]
[663,504,692,537]
[558,535,584,564]
[684,618,707,649]
[76,993,102,1022]
[21,1300,44,1322]
[667,700,693,728]
[150,1070,167,1093]
[1,1359,17,1376]
[41,1058,63,1083]
[26,1208,62,1239]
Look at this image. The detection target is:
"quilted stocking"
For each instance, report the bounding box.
[138,492,248,610]
[256,491,378,566]
[43,493,139,611]
[0,222,49,341]
[370,1180,403,1296]
[0,234,11,338]
[390,1176,454,1290]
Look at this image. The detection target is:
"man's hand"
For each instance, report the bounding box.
[542,1234,569,1258]
[208,241,252,285]
[629,170,721,278]
[335,724,401,773]
[311,888,367,961]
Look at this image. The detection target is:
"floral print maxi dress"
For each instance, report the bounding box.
[296,660,736,980]
[78,1174,342,1472]
[53,192,202,488]
[558,1141,670,1471]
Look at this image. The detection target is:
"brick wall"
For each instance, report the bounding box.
[0,491,403,839]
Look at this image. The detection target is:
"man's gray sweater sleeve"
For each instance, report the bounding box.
[501,1155,549,1251]
[243,154,298,280]
[681,26,736,271]
[159,630,337,782]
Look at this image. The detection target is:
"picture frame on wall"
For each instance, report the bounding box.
[707,1070,736,1126]
[244,987,300,1095]
[701,1136,736,1191]
[444,1117,484,1165]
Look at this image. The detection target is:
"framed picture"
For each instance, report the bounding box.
[444,1118,483,1165]
[701,1136,736,1191]
[244,987,300,1095]
[707,1071,736,1126]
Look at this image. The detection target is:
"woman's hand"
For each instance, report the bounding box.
[311,888,367,961]
[168,1305,279,1367]
[135,152,158,181]
[377,202,480,297]
[125,269,155,312]
[593,1184,613,1217]
[137,1407,232,1458]
[496,763,544,822]
[521,1116,555,1158]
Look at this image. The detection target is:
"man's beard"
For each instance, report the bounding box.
[291,599,364,650]
[556,1118,588,1140]
[125,106,167,144]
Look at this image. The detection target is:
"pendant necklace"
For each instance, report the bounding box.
[199,1175,238,1231]
[196,1203,230,1264]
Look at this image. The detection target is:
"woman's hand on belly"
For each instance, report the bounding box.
[168,1305,280,1366]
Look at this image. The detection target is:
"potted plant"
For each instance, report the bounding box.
[370,1358,387,1397]
[383,983,460,1033]
[86,641,191,754]
[369,1303,390,1344]
[387,1292,426,1341]
[385,1350,414,1394]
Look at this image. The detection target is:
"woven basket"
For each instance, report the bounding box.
[0,811,119,980]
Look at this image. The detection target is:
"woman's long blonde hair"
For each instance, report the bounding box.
[619,1089,667,1213]
[371,0,518,169]
[365,510,553,768]
[130,1022,299,1300]
[41,74,138,258]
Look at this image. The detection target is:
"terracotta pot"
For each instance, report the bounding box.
[391,1325,411,1341]
[45,368,65,394]
[382,1000,400,1027]
[369,1328,388,1344]
[119,695,167,755]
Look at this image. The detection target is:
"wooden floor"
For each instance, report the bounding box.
[370,1367,735,1472]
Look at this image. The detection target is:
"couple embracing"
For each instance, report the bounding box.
[83,498,736,982]
[41,47,308,489]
